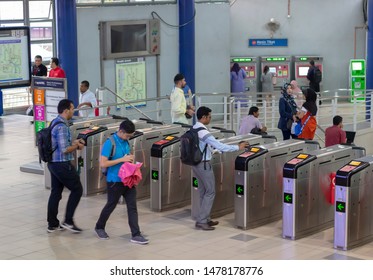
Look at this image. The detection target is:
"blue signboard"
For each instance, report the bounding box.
[249,38,288,47]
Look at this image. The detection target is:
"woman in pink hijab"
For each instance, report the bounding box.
[290,80,301,93]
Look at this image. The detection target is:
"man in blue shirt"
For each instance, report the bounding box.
[193,106,248,230]
[95,119,149,244]
[47,99,85,233]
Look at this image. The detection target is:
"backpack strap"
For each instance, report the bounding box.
[107,135,116,159]
[299,114,312,135]
[194,126,208,167]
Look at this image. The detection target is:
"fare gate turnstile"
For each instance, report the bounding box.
[76,126,108,196]
[150,128,236,212]
[191,134,277,220]
[282,145,365,240]
[234,139,320,230]
[334,155,373,250]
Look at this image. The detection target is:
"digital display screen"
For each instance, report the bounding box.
[232,58,252,62]
[236,184,244,195]
[298,66,309,76]
[349,161,361,166]
[0,26,31,88]
[154,139,168,145]
[266,57,286,61]
[297,154,309,159]
[250,147,260,152]
[269,67,277,74]
[239,152,254,158]
[111,24,146,53]
[91,126,100,130]
[352,62,362,71]
[299,57,307,61]
[287,158,303,165]
[339,165,357,172]
[165,136,174,141]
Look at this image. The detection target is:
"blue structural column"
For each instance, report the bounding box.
[55,0,79,107]
[178,0,195,95]
[366,0,373,120]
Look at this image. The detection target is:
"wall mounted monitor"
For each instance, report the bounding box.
[100,19,160,59]
[0,26,31,88]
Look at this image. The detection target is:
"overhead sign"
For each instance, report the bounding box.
[249,38,288,47]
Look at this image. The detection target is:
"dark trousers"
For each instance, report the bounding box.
[47,162,83,227]
[95,182,140,237]
[282,130,298,141]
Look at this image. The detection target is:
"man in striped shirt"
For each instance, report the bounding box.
[47,99,85,233]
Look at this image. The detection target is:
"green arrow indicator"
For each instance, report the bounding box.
[336,201,346,213]
[192,177,198,188]
[283,192,293,204]
[151,170,159,180]
[235,184,244,195]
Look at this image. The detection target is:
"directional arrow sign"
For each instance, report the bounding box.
[151,170,159,180]
[283,192,293,204]
[192,177,198,188]
[336,201,346,213]
[236,184,244,195]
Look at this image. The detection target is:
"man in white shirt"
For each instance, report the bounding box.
[77,80,97,118]
[238,106,267,135]
[170,73,195,124]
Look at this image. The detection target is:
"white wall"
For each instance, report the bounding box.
[230,0,366,94]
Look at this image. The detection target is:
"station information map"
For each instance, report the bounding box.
[0,27,31,88]
[115,57,146,107]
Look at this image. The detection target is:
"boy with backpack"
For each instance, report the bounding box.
[191,106,248,230]
[94,119,149,244]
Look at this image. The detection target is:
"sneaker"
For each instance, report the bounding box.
[61,222,83,233]
[95,228,109,240]
[130,235,149,245]
[47,225,65,233]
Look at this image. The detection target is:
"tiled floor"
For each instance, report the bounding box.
[1,114,373,260]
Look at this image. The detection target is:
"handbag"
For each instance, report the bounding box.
[294,115,311,136]
[286,118,293,130]
[272,76,277,85]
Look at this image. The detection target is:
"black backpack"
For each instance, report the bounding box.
[36,121,66,163]
[313,67,322,83]
[180,127,207,166]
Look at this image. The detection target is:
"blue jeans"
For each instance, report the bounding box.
[95,182,141,237]
[47,162,83,227]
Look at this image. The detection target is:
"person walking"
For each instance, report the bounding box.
[95,119,149,244]
[47,99,85,233]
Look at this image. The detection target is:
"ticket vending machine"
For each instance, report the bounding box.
[260,56,292,91]
[293,56,323,91]
[282,145,365,240]
[349,59,366,102]
[230,57,259,93]
[334,156,373,250]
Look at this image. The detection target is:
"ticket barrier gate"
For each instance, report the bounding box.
[76,126,109,196]
[334,155,373,250]
[96,123,188,200]
[234,139,320,230]
[150,128,236,212]
[282,145,365,240]
[191,134,277,220]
